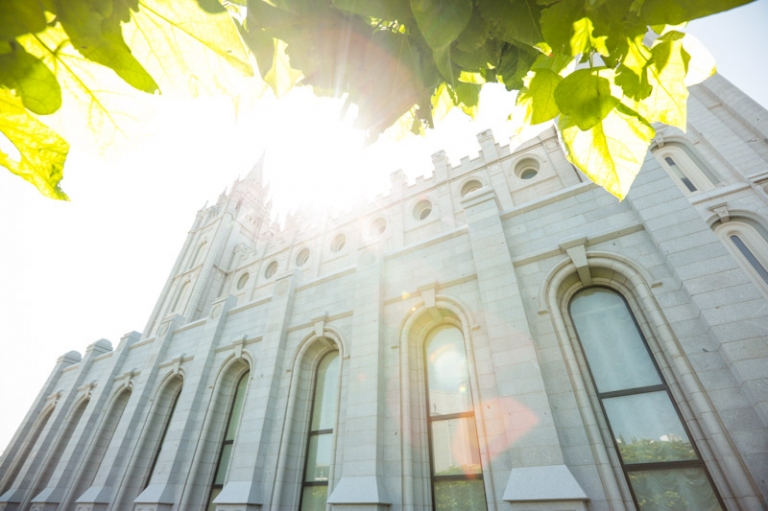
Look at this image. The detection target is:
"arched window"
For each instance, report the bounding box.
[424,326,487,511]
[569,287,723,510]
[653,143,719,194]
[0,405,54,494]
[206,370,249,511]
[71,389,131,504]
[715,220,768,289]
[299,351,339,511]
[143,381,182,489]
[29,398,89,501]
[190,241,207,269]
[171,281,189,313]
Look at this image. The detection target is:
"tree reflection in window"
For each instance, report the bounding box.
[570,288,723,510]
[425,326,487,511]
[299,351,339,511]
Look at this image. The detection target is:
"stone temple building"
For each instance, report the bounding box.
[1,74,767,511]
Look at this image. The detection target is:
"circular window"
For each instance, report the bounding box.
[330,234,346,253]
[413,200,432,220]
[236,273,249,290]
[264,261,278,279]
[295,248,310,267]
[460,179,482,197]
[370,218,387,236]
[515,157,540,180]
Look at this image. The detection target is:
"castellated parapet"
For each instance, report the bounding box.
[2,74,768,511]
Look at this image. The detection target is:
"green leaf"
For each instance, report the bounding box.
[496,43,537,91]
[264,38,302,97]
[559,102,655,200]
[57,0,159,94]
[570,17,609,56]
[639,0,753,26]
[539,0,583,55]
[454,80,480,117]
[480,0,544,47]
[410,0,472,50]
[517,67,561,124]
[0,0,47,40]
[331,0,412,21]
[0,88,69,200]
[632,31,689,130]
[0,42,62,114]
[554,68,619,130]
[240,28,275,80]
[615,34,652,100]
[431,82,454,122]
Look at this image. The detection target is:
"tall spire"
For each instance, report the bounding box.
[245,151,266,186]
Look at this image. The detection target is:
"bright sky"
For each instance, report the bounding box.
[0,1,766,455]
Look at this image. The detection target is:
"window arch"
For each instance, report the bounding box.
[653,142,720,194]
[299,350,340,511]
[143,376,182,490]
[70,389,131,506]
[29,397,90,502]
[0,405,55,495]
[189,241,207,269]
[715,219,768,290]
[171,281,189,313]
[424,325,487,511]
[569,287,723,510]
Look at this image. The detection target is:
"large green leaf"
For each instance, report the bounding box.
[0,0,46,40]
[331,0,412,21]
[554,68,619,131]
[56,0,159,94]
[517,68,561,124]
[411,0,472,50]
[123,0,254,94]
[0,88,69,200]
[0,42,62,114]
[481,0,544,47]
[559,103,655,200]
[633,31,690,130]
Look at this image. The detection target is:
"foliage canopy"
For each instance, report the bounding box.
[0,0,754,200]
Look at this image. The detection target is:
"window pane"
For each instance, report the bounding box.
[206,486,221,511]
[300,485,329,511]
[730,235,768,284]
[427,327,472,416]
[310,352,339,431]
[431,418,482,476]
[603,392,697,464]
[214,443,233,485]
[305,434,332,482]
[225,372,249,440]
[570,289,661,393]
[629,468,722,511]
[434,479,487,511]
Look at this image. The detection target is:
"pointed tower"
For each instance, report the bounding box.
[142,155,275,336]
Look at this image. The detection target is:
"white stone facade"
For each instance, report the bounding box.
[1,74,767,511]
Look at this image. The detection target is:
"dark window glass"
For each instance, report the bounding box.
[206,371,249,509]
[570,288,723,510]
[730,235,768,284]
[145,387,181,489]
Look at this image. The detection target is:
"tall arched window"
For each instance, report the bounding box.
[299,351,339,511]
[143,382,182,489]
[71,389,131,504]
[171,281,189,313]
[189,241,207,269]
[715,220,768,289]
[653,143,719,195]
[0,405,54,494]
[206,370,249,511]
[424,326,487,511]
[29,398,89,501]
[569,287,723,510]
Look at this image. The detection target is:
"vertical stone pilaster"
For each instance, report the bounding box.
[327,244,390,510]
[461,187,587,508]
[211,273,299,510]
